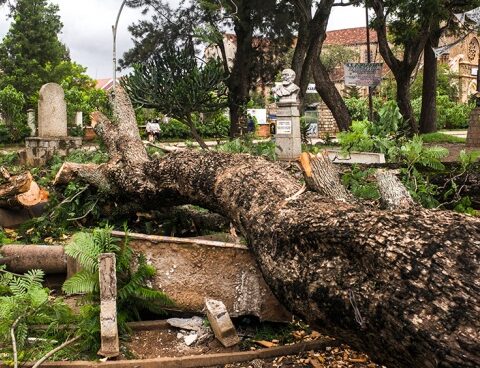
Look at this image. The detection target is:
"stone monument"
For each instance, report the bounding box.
[27,109,36,136]
[272,69,302,160]
[466,107,480,147]
[24,83,82,166]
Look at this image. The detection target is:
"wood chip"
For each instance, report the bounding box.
[254,340,278,348]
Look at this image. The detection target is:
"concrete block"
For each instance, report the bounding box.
[98,253,119,358]
[326,149,386,164]
[205,298,240,347]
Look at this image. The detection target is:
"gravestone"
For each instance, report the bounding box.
[38,83,68,137]
[23,83,82,166]
[466,107,480,147]
[27,109,36,136]
[75,111,83,128]
[272,69,302,160]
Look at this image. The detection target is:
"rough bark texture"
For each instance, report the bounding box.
[375,170,415,210]
[419,32,440,134]
[56,86,480,368]
[291,0,352,131]
[299,152,353,202]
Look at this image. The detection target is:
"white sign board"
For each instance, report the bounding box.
[306,84,317,94]
[247,108,267,125]
[344,63,383,87]
[276,120,292,135]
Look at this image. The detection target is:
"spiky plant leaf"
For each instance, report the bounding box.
[62,270,99,295]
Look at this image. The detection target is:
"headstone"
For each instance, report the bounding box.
[37,83,67,137]
[272,69,302,160]
[98,253,119,358]
[75,111,83,129]
[466,107,480,147]
[27,109,36,136]
[205,298,240,347]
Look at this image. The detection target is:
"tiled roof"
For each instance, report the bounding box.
[324,27,378,46]
[95,78,114,90]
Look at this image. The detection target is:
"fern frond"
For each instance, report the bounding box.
[62,270,98,295]
[65,232,102,272]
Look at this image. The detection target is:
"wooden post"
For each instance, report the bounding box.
[98,253,119,358]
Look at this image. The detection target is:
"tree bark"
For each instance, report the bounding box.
[56,86,480,368]
[419,31,441,134]
[396,73,418,134]
[312,57,352,131]
[375,169,414,210]
[227,3,254,138]
[299,151,353,202]
[291,0,352,130]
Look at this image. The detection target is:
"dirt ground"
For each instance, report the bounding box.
[123,327,384,368]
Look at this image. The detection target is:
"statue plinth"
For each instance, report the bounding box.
[275,99,302,160]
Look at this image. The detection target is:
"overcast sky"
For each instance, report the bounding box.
[0,1,366,79]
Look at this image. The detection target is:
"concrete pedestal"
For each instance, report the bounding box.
[275,101,302,160]
[24,136,82,166]
[467,107,480,147]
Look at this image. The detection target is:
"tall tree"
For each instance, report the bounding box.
[123,0,294,138]
[0,0,69,106]
[290,0,354,131]
[369,0,436,134]
[419,1,480,134]
[123,41,227,149]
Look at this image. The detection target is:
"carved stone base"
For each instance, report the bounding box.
[275,101,302,160]
[24,136,82,166]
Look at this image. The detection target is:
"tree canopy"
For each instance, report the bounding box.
[0,0,69,106]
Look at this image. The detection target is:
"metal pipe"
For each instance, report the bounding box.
[112,0,128,89]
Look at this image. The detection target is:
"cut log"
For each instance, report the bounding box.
[299,151,354,202]
[54,86,480,368]
[375,169,415,210]
[0,171,33,199]
[0,170,47,209]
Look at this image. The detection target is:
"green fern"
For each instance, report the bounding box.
[62,270,99,295]
[63,225,173,346]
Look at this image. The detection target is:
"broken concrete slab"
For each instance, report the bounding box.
[184,333,198,346]
[115,231,292,323]
[325,149,386,164]
[98,253,119,358]
[205,298,240,348]
[167,316,205,333]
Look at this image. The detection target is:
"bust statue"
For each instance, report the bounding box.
[272,69,300,103]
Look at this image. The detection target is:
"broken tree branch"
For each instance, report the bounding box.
[375,169,414,210]
[299,151,354,202]
[31,335,81,368]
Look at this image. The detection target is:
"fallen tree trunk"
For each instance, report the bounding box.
[55,87,480,368]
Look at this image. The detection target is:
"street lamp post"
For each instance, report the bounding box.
[112,0,128,90]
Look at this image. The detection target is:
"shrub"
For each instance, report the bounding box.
[0,85,29,142]
[344,97,369,121]
[413,95,472,130]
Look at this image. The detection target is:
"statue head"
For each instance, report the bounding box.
[281,69,296,85]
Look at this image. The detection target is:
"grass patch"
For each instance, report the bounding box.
[421,132,466,144]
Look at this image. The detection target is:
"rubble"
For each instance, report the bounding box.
[205,298,240,348]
